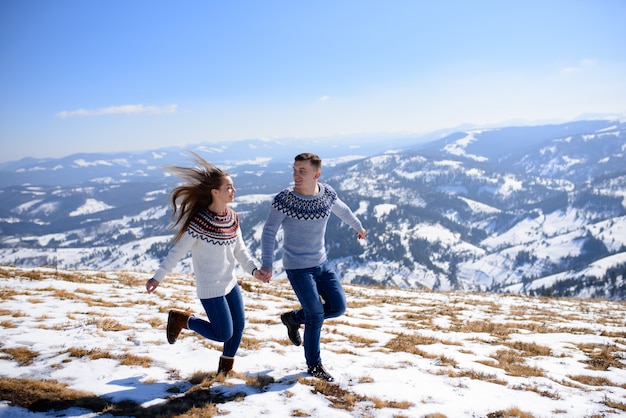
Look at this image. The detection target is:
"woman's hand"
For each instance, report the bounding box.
[146,278,160,293]
[255,269,271,283]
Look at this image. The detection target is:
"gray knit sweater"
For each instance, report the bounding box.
[261,183,363,270]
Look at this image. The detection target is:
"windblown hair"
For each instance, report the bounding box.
[295,152,322,171]
[166,152,229,243]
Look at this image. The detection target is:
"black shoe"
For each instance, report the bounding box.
[308,363,334,382]
[281,312,302,346]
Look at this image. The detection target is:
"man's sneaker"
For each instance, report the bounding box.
[280,311,302,346]
[308,363,334,382]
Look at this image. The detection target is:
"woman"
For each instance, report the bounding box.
[146,152,268,375]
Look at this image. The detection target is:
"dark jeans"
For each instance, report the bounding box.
[287,262,346,367]
[188,284,245,358]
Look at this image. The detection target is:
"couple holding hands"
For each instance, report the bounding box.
[145,152,366,382]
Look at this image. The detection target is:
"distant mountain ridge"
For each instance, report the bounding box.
[1,119,625,300]
[0,133,432,187]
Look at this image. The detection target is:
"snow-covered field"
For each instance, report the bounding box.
[1,266,625,417]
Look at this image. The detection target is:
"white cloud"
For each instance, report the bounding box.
[56,104,177,118]
[318,95,330,102]
[562,58,596,73]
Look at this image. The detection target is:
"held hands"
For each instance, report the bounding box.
[148,271,270,291]
[356,228,367,240]
[146,278,159,293]
[254,268,271,283]
[257,266,273,283]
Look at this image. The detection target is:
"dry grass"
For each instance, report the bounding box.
[65,346,115,360]
[0,319,17,328]
[86,316,132,332]
[170,404,222,417]
[0,346,39,366]
[384,332,440,354]
[567,374,621,387]
[358,375,375,383]
[602,397,626,412]
[0,377,110,413]
[62,346,153,367]
[244,373,276,390]
[239,335,263,350]
[299,377,414,412]
[436,354,458,368]
[504,340,552,357]
[143,315,165,328]
[435,369,507,385]
[491,349,545,377]
[119,352,154,367]
[454,320,514,338]
[0,375,237,417]
[577,343,624,370]
[486,408,536,418]
[510,383,561,400]
[369,396,414,410]
[328,329,379,348]
[1,266,625,417]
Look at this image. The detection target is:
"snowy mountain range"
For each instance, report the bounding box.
[1,119,625,300]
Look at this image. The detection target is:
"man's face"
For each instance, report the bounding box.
[293,159,319,191]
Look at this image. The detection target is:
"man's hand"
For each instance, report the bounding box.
[254,269,271,283]
[260,267,273,282]
[146,278,159,293]
[356,228,367,240]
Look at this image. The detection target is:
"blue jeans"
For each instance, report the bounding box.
[188,284,245,358]
[286,262,346,367]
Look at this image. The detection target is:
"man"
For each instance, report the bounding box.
[260,153,367,382]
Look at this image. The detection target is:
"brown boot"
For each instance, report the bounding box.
[217,355,235,375]
[166,310,190,344]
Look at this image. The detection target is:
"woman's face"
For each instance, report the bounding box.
[213,176,236,204]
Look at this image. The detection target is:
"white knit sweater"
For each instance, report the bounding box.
[153,208,258,299]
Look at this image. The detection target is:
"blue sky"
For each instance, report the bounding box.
[1,0,625,162]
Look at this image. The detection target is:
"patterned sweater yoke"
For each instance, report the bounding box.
[262,182,363,270]
[153,206,259,299]
[188,207,239,245]
[272,183,337,220]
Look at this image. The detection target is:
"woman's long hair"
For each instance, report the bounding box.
[166,151,229,243]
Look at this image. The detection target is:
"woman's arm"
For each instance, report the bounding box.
[152,233,195,283]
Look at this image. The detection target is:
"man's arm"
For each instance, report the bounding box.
[332,197,364,233]
[260,206,286,273]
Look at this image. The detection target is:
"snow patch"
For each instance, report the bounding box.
[443,131,488,162]
[69,198,115,217]
[373,203,396,220]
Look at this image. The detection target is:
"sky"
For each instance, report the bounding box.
[1,0,626,163]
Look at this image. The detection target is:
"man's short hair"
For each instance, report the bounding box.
[295,153,322,171]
